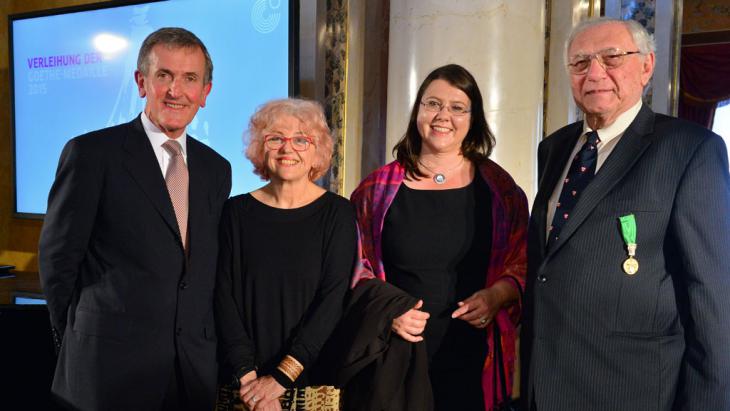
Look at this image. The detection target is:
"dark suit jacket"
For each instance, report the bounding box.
[522,105,730,410]
[39,116,232,411]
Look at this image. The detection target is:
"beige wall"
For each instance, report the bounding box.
[383,0,547,202]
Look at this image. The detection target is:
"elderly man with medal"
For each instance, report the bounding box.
[522,17,730,411]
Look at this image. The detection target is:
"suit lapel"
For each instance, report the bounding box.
[122,117,182,246]
[546,105,656,258]
[533,123,583,253]
[186,137,210,260]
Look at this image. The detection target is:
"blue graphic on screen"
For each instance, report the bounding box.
[12,0,290,214]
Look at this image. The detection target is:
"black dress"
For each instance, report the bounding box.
[382,173,492,410]
[215,191,357,388]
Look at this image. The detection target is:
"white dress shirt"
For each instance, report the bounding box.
[140,111,188,177]
[546,100,643,239]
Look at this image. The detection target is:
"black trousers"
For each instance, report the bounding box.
[161,357,189,411]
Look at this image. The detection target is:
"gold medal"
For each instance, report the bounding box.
[623,256,639,275]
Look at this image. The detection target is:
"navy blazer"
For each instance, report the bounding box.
[522,105,730,410]
[39,116,231,411]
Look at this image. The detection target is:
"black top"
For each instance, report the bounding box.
[382,173,492,368]
[215,191,357,387]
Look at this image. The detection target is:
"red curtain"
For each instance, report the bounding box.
[678,43,730,128]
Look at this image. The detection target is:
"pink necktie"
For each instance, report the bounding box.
[162,140,189,249]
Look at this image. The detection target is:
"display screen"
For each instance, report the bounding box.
[10,0,294,216]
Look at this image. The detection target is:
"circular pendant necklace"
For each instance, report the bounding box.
[418,157,464,184]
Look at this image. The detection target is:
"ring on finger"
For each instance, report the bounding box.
[479,317,487,325]
[252,395,258,403]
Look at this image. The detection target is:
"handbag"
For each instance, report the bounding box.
[492,324,520,411]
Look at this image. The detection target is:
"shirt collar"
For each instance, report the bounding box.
[583,99,643,144]
[141,111,187,155]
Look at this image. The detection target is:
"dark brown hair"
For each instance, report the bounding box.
[137,27,213,84]
[393,64,496,180]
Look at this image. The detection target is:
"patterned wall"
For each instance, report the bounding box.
[322,0,348,194]
[620,0,657,107]
[621,0,656,33]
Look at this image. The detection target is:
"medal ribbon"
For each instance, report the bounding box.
[619,214,637,247]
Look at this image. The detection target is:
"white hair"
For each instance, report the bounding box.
[564,17,656,66]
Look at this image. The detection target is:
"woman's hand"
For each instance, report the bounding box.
[451,280,517,328]
[392,299,430,342]
[251,396,282,411]
[239,375,285,411]
[238,369,258,403]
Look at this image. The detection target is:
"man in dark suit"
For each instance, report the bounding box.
[523,18,730,410]
[39,28,231,410]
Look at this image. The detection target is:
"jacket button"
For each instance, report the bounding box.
[179,281,188,290]
[537,275,548,283]
[176,328,182,336]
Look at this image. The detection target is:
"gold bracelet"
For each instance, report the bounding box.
[276,355,304,382]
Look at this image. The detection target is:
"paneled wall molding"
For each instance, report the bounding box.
[544,0,597,135]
